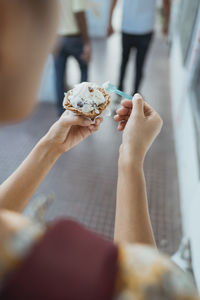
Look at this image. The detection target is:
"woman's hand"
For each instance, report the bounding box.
[0,111,103,213]
[114,94,163,167]
[43,111,103,154]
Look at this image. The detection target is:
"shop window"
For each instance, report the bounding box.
[190,49,200,173]
[178,0,200,64]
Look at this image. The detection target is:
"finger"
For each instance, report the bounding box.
[118,124,126,131]
[114,114,129,122]
[130,93,144,118]
[60,111,92,127]
[116,107,131,116]
[121,99,133,109]
[117,121,126,131]
[94,117,103,126]
[143,101,155,118]
[89,124,100,132]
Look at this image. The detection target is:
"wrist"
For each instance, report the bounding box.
[118,156,143,174]
[118,145,144,171]
[38,136,63,160]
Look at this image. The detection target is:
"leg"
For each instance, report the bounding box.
[71,37,88,82]
[54,38,68,115]
[118,33,132,91]
[134,33,153,94]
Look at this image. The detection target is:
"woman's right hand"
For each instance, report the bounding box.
[114,94,163,167]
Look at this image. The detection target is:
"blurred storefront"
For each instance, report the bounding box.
[170,0,200,291]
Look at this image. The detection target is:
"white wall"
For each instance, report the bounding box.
[170,16,200,292]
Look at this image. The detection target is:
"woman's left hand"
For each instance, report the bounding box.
[43,110,103,154]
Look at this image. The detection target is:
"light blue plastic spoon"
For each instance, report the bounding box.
[105,83,133,100]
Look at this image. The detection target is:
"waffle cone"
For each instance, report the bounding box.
[63,88,111,120]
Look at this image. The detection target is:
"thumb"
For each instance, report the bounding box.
[130,93,144,118]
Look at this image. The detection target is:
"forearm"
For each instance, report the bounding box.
[115,159,156,246]
[108,0,117,25]
[75,11,90,44]
[0,137,61,212]
[163,0,171,24]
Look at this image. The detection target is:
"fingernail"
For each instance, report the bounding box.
[96,119,101,125]
[133,93,141,100]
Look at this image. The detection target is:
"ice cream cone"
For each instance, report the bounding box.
[63,83,111,120]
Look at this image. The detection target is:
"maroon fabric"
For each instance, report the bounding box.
[1,219,118,300]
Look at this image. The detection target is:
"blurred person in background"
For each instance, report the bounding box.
[108,0,171,97]
[54,0,91,115]
[0,0,198,299]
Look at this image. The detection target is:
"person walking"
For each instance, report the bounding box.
[108,0,171,95]
[54,0,91,115]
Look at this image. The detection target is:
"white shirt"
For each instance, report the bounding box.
[58,0,87,35]
[122,0,157,35]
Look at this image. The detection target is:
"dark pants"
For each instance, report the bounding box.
[54,36,88,115]
[118,32,153,94]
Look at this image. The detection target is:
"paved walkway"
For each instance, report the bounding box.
[0,32,181,254]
